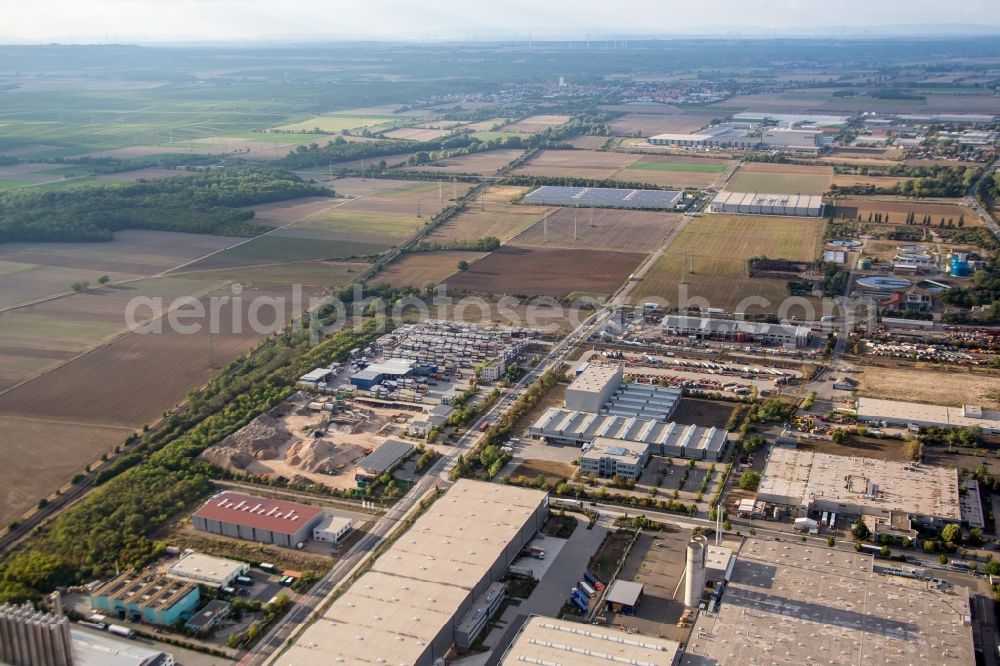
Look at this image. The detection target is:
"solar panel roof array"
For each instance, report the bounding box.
[523,186,683,210]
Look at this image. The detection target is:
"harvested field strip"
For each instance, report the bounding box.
[426,186,546,243]
[508,207,682,253]
[627,161,726,173]
[627,214,826,311]
[858,365,1000,409]
[443,246,645,298]
[0,284,322,426]
[373,251,488,289]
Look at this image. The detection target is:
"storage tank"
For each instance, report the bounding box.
[856,256,872,270]
[684,535,708,608]
[950,252,970,278]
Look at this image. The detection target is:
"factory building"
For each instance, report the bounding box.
[564,363,681,420]
[760,128,822,152]
[580,437,651,479]
[355,438,414,482]
[647,125,756,149]
[499,616,680,665]
[661,314,812,348]
[530,408,728,461]
[565,364,624,412]
[183,600,230,636]
[311,515,353,543]
[708,191,824,217]
[0,603,74,666]
[279,480,549,666]
[349,358,415,390]
[757,447,962,526]
[857,397,1000,435]
[72,628,175,666]
[681,538,974,666]
[166,552,249,588]
[191,491,325,548]
[89,571,200,626]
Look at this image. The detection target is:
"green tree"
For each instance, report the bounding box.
[97,275,110,285]
[742,436,766,454]
[830,429,847,444]
[984,559,1000,576]
[457,260,470,271]
[940,523,961,544]
[851,520,870,541]
[738,471,761,490]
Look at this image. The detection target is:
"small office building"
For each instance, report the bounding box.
[312,515,353,544]
[166,553,249,588]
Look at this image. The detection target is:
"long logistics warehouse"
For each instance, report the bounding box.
[278,480,548,665]
[709,191,824,217]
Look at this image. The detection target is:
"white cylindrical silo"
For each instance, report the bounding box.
[684,534,708,608]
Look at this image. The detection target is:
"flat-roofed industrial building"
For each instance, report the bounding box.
[529,407,728,461]
[279,480,548,666]
[647,126,757,150]
[757,447,962,526]
[565,364,623,412]
[355,438,414,482]
[72,627,176,666]
[681,538,973,666]
[191,491,325,548]
[661,314,812,348]
[709,191,824,217]
[89,571,199,626]
[857,397,1000,434]
[166,552,249,588]
[499,616,680,665]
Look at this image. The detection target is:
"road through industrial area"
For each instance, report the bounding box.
[244,207,703,665]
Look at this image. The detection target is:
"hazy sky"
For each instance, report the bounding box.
[5,0,1000,41]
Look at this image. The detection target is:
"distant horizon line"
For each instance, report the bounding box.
[4,24,1000,47]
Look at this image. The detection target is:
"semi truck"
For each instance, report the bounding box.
[583,570,604,591]
[520,546,545,560]
[108,625,135,639]
[578,581,596,598]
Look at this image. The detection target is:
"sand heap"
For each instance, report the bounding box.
[286,439,369,475]
[199,413,294,470]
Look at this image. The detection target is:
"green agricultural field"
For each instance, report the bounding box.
[0,82,359,157]
[627,161,727,173]
[0,179,31,190]
[629,214,826,312]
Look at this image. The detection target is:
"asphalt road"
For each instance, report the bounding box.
[245,198,706,665]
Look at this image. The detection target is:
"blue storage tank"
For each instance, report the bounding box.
[950,255,971,278]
